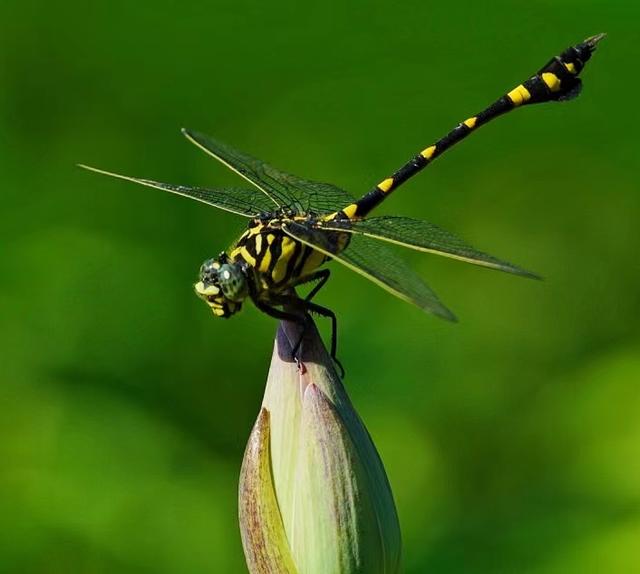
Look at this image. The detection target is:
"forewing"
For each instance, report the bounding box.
[79,165,275,217]
[283,220,456,321]
[183,129,356,215]
[268,172,358,216]
[322,216,539,278]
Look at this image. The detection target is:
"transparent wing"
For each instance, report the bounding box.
[183,129,356,215]
[78,164,276,217]
[283,220,456,321]
[321,216,540,278]
[268,172,358,217]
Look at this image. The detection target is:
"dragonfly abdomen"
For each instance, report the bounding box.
[336,34,604,221]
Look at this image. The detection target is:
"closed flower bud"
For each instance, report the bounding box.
[239,319,401,574]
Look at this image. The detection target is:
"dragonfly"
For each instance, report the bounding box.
[80,34,604,373]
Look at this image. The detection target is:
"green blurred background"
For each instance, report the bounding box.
[2,0,639,572]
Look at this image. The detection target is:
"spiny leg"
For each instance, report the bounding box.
[277,270,332,362]
[269,293,344,378]
[254,299,307,366]
[290,269,331,302]
[334,34,605,220]
[254,300,303,322]
[303,300,341,375]
[265,295,312,363]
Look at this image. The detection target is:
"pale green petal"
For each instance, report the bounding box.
[293,382,385,573]
[239,408,299,574]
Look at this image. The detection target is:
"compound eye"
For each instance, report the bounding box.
[218,263,248,301]
[199,258,220,284]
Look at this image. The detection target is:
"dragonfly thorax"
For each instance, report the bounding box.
[194,256,247,318]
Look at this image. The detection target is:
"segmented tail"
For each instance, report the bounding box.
[337,34,605,220]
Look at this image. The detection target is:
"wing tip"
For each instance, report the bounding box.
[442,309,458,323]
[181,128,218,155]
[507,265,544,281]
[181,127,196,142]
[525,270,544,281]
[429,304,458,323]
[443,314,458,323]
[182,127,206,145]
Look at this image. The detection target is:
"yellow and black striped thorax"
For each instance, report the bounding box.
[229,216,348,294]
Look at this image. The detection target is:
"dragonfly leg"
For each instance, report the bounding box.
[254,299,305,324]
[269,294,345,378]
[261,295,309,363]
[254,299,307,370]
[303,301,342,376]
[290,269,331,302]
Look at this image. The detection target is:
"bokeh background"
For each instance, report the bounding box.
[2,0,639,572]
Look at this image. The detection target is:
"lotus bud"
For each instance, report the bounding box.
[239,318,401,574]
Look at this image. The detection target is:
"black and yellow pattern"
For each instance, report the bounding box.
[80,35,604,370]
[338,33,605,219]
[229,221,329,291]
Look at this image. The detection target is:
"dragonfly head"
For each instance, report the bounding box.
[194,255,248,318]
